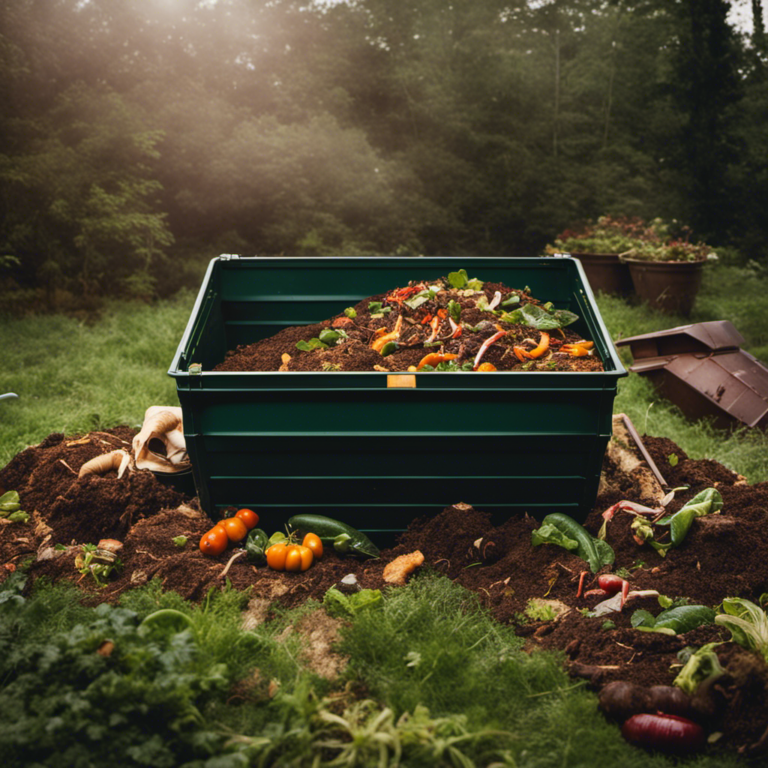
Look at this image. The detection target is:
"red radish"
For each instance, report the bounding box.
[597,574,630,607]
[622,713,705,753]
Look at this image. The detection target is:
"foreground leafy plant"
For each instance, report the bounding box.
[0,578,231,766]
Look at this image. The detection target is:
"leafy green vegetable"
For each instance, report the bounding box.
[657,487,723,546]
[344,307,357,318]
[323,586,383,618]
[447,299,462,322]
[296,337,328,351]
[630,604,716,635]
[319,328,347,345]
[245,528,269,565]
[501,294,520,307]
[380,341,398,357]
[531,513,614,573]
[0,491,27,522]
[715,595,768,660]
[500,303,579,330]
[447,269,469,288]
[0,490,21,514]
[446,269,483,291]
[368,301,392,317]
[172,535,188,548]
[668,453,679,467]
[673,642,725,695]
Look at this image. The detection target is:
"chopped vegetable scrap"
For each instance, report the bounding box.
[216,270,604,373]
[382,550,425,586]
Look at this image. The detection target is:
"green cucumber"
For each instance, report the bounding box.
[287,514,380,559]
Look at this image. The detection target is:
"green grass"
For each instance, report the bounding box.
[595,261,768,483]
[0,292,191,467]
[1,571,751,768]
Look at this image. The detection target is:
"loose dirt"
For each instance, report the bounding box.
[2,426,768,757]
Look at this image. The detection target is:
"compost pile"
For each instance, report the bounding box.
[214,271,604,373]
[2,427,768,757]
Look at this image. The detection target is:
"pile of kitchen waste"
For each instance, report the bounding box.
[2,423,768,757]
[214,269,604,373]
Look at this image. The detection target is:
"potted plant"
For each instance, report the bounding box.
[619,222,717,316]
[545,216,652,297]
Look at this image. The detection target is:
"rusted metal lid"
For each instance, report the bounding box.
[616,320,744,360]
[616,321,768,430]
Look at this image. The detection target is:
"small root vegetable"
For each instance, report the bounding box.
[621,713,705,753]
[78,449,133,479]
[599,681,652,723]
[647,686,694,719]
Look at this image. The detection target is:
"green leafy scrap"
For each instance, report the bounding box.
[673,643,725,695]
[531,513,614,573]
[501,303,579,330]
[715,596,768,661]
[657,487,723,547]
[323,586,383,618]
[630,604,716,635]
[368,301,392,317]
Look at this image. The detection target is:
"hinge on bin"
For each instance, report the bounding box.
[218,254,240,261]
[189,363,202,375]
[549,252,571,258]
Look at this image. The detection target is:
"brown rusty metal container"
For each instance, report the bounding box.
[616,321,768,430]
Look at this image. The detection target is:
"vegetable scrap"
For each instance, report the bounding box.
[382,550,425,586]
[214,270,604,373]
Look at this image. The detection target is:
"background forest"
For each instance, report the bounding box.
[1,0,766,307]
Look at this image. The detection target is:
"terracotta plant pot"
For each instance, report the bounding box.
[624,258,705,316]
[570,252,634,297]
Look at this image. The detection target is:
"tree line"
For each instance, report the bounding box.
[1,0,765,303]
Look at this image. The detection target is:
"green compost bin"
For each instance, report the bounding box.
[169,255,627,538]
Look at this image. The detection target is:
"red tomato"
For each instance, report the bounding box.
[221,517,248,543]
[302,533,323,561]
[199,527,228,556]
[266,542,289,571]
[235,508,259,530]
[285,544,314,572]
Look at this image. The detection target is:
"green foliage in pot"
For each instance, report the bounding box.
[546,215,661,255]
[547,215,717,264]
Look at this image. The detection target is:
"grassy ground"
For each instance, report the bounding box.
[1,262,767,480]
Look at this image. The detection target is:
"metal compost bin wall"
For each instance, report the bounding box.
[169,256,627,535]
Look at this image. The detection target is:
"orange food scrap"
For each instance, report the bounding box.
[383,550,425,586]
[416,352,457,370]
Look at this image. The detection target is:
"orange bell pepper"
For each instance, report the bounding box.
[416,352,457,370]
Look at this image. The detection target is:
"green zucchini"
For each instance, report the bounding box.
[287,514,380,559]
